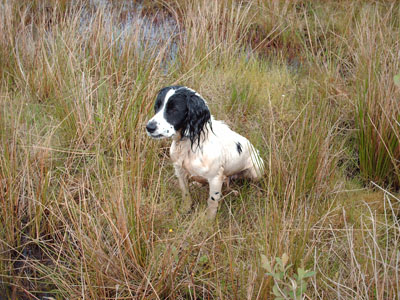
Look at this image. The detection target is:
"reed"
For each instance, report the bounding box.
[0,0,399,299]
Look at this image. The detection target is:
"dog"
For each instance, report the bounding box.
[146,86,264,219]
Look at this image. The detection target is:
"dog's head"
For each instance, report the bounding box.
[146,86,211,147]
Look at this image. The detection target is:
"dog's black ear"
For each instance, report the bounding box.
[182,91,211,148]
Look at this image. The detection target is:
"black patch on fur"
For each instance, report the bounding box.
[164,92,188,130]
[153,86,212,149]
[211,197,215,201]
[170,87,212,149]
[236,142,242,155]
[154,85,182,113]
[182,89,212,149]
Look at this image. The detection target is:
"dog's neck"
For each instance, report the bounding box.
[172,131,184,142]
[172,126,210,150]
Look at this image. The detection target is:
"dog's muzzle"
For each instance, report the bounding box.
[146,121,164,139]
[146,121,157,134]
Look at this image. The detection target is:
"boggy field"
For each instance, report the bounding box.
[0,1,399,299]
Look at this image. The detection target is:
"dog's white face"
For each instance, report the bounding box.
[146,88,179,139]
[146,86,211,144]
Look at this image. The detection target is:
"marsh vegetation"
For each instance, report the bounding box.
[0,0,399,299]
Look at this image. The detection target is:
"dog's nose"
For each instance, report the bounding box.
[146,121,157,134]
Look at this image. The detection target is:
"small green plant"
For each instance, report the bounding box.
[394,72,400,87]
[261,253,316,300]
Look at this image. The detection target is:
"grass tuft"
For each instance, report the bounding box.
[0,0,399,299]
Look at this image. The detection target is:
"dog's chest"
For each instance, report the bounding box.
[170,141,213,178]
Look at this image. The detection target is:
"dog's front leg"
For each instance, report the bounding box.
[174,164,192,213]
[206,173,225,220]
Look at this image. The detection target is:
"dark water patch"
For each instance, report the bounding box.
[82,1,179,68]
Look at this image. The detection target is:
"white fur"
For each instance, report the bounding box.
[146,86,264,219]
[147,89,176,138]
[170,119,264,219]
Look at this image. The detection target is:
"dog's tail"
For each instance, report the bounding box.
[248,145,264,180]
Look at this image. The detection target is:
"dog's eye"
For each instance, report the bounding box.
[167,105,179,114]
[168,106,176,112]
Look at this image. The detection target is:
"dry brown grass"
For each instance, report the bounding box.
[0,0,399,299]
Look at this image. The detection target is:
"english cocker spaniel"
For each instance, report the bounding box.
[146,86,264,219]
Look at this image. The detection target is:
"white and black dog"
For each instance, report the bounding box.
[146,86,264,219]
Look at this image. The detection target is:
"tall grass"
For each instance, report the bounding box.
[352,3,400,189]
[0,0,399,299]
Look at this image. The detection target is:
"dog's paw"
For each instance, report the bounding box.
[205,206,217,220]
[230,189,239,196]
